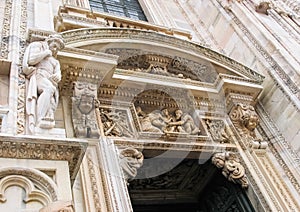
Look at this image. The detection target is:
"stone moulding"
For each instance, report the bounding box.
[0,135,88,184]
[54,5,192,40]
[0,167,58,203]
[58,28,265,83]
[113,139,238,154]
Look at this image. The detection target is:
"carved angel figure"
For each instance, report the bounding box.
[23,34,64,132]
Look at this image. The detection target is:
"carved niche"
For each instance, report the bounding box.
[212,152,248,188]
[119,148,144,182]
[72,81,100,138]
[229,103,267,149]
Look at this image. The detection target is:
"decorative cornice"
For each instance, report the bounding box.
[54,5,192,40]
[58,28,264,83]
[0,135,88,184]
[113,138,237,153]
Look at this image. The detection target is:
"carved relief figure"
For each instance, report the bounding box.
[120,148,144,181]
[72,82,100,138]
[23,34,65,132]
[136,106,161,133]
[39,200,74,212]
[100,108,133,137]
[205,119,230,143]
[167,109,200,135]
[229,103,267,149]
[212,152,248,188]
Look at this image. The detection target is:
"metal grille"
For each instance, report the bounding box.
[89,0,147,21]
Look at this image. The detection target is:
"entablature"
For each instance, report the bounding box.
[54,5,192,40]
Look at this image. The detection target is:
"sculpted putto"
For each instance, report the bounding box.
[23,34,65,132]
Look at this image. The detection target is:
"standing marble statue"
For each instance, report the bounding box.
[23,34,65,132]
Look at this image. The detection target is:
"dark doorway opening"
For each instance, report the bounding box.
[129,158,254,212]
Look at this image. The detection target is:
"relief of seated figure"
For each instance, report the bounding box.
[136,106,200,135]
[167,109,200,135]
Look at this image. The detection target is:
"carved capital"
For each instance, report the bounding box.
[229,103,267,149]
[212,152,248,188]
[72,81,100,138]
[119,148,144,182]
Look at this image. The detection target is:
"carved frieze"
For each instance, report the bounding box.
[136,106,200,136]
[212,152,248,188]
[119,148,143,182]
[72,81,100,138]
[98,107,134,137]
[205,119,230,143]
[229,103,267,149]
[106,48,217,83]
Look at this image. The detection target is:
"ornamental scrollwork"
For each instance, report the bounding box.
[119,148,144,182]
[72,81,100,138]
[212,152,248,188]
[229,103,267,149]
[205,119,230,143]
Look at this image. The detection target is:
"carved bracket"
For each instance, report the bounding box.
[119,148,144,182]
[212,152,248,188]
[72,81,100,138]
[229,103,267,149]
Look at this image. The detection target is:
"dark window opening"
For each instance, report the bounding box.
[89,0,147,21]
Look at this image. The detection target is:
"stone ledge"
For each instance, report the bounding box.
[0,134,88,184]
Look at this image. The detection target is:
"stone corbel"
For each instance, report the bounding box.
[229,103,267,150]
[212,152,248,188]
[119,148,144,182]
[72,81,100,138]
